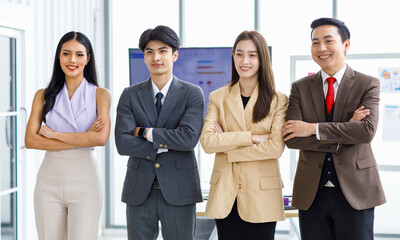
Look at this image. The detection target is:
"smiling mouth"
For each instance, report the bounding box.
[319,55,330,59]
[66,65,78,70]
[240,66,251,70]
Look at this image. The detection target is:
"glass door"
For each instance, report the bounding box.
[0,28,19,240]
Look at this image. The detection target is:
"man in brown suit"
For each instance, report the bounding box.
[283,18,386,240]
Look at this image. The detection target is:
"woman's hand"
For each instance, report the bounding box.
[251,134,269,144]
[214,121,224,133]
[38,125,55,139]
[88,117,105,132]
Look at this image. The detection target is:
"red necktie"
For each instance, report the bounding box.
[326,77,336,114]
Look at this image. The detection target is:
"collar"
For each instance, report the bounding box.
[151,76,173,99]
[321,64,347,85]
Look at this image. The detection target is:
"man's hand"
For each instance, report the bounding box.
[283,120,317,141]
[133,126,149,138]
[349,106,370,122]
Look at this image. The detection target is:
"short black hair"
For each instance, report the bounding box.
[139,25,180,53]
[311,18,350,43]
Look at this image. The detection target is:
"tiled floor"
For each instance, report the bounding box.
[99,230,400,240]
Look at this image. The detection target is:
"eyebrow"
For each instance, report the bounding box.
[312,35,334,41]
[61,49,85,53]
[145,46,169,51]
[236,49,258,53]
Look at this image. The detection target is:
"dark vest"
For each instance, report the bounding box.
[318,102,339,189]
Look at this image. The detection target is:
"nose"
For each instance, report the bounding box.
[319,43,327,51]
[70,54,77,63]
[153,52,160,61]
[243,55,249,64]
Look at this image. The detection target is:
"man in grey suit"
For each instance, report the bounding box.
[115,25,204,240]
[283,18,386,240]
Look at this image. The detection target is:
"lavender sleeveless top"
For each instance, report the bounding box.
[45,78,97,137]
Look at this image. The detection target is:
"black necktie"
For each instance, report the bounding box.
[156,92,163,115]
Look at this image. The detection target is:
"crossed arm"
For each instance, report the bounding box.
[200,93,288,162]
[283,78,378,150]
[282,106,370,141]
[25,88,111,150]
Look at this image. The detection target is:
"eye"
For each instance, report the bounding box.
[235,53,242,56]
[160,49,167,53]
[62,52,69,56]
[77,53,85,57]
[312,42,319,46]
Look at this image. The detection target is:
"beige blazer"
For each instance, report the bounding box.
[200,82,288,223]
[285,66,386,211]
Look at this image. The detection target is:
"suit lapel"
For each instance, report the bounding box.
[156,77,182,128]
[226,83,247,131]
[137,79,157,126]
[333,66,356,122]
[310,72,326,122]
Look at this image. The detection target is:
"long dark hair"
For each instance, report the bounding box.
[230,31,276,123]
[42,31,98,123]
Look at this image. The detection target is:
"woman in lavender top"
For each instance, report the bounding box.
[25,31,111,240]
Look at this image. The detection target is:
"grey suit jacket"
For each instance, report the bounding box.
[115,76,204,206]
[285,65,386,211]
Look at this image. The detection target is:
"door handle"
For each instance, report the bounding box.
[19,107,27,149]
[5,107,14,149]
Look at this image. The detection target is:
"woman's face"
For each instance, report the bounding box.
[59,39,90,81]
[233,39,260,81]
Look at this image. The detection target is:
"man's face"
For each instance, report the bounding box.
[311,25,350,76]
[143,40,178,78]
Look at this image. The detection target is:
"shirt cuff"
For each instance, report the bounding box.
[147,128,153,142]
[316,123,320,140]
[157,149,168,154]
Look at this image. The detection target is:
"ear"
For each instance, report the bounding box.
[86,54,91,65]
[344,39,350,54]
[173,50,179,62]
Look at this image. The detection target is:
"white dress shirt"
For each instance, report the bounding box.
[316,65,347,140]
[146,76,173,153]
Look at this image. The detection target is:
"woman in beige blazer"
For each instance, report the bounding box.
[200,31,288,239]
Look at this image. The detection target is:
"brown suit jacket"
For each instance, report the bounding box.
[286,65,386,211]
[200,83,288,223]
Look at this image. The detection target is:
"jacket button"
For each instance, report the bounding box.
[328,157,332,162]
[239,184,242,189]
[164,144,167,148]
[147,156,150,159]
[159,144,163,148]
[155,163,160,168]
[328,171,332,175]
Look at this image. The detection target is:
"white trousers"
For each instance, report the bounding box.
[34,149,102,240]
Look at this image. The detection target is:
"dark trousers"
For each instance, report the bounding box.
[299,186,375,240]
[215,200,277,240]
[126,188,196,240]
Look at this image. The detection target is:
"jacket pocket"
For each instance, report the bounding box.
[259,176,283,190]
[210,171,221,185]
[356,156,376,169]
